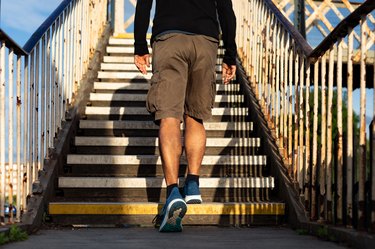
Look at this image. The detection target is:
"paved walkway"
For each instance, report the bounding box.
[4,226,349,249]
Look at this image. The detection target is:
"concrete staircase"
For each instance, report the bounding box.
[48,36,285,226]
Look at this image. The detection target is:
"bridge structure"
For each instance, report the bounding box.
[0,0,374,247]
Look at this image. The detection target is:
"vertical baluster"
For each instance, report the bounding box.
[46,29,51,151]
[29,50,35,196]
[347,27,354,227]
[312,61,319,220]
[23,56,29,210]
[63,5,69,119]
[0,41,6,222]
[41,36,46,170]
[298,54,305,193]
[271,19,277,122]
[337,38,344,224]
[8,49,14,223]
[51,21,57,145]
[279,30,285,150]
[16,55,22,222]
[294,46,299,182]
[275,24,281,140]
[288,41,294,173]
[34,44,40,177]
[263,10,271,114]
[358,15,367,229]
[327,47,335,222]
[305,59,311,211]
[284,34,290,161]
[320,53,327,221]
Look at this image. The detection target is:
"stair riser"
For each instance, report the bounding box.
[88,101,246,108]
[77,129,254,138]
[64,164,266,177]
[72,146,260,156]
[56,188,273,202]
[93,82,241,92]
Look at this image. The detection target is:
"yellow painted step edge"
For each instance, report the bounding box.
[113,33,152,39]
[49,203,285,216]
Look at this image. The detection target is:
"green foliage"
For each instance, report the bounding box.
[0,225,28,245]
[316,226,329,239]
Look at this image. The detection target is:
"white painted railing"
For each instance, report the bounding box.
[0,0,110,224]
[234,0,375,231]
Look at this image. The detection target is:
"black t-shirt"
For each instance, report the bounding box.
[134,0,237,65]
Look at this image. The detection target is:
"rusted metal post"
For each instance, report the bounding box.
[358,15,367,229]
[336,38,344,224]
[8,48,14,223]
[327,47,335,222]
[305,60,311,211]
[16,55,22,222]
[312,61,319,220]
[320,53,327,221]
[346,27,354,227]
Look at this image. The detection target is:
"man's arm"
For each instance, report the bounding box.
[216,0,237,84]
[134,0,153,74]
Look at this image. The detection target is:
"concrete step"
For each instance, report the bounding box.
[58,177,274,189]
[93,82,241,92]
[107,46,152,54]
[48,202,285,226]
[89,93,244,104]
[100,63,223,72]
[73,137,261,148]
[98,71,153,80]
[103,56,224,64]
[97,71,224,81]
[64,162,266,178]
[79,120,252,131]
[84,107,248,117]
[67,154,267,166]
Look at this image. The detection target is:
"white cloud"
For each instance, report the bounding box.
[2,0,62,33]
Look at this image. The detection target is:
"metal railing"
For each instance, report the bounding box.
[234,0,375,232]
[0,0,110,224]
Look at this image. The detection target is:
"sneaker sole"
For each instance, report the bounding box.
[185,195,202,204]
[159,199,187,232]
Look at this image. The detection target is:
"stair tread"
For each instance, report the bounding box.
[74,136,260,147]
[67,154,267,165]
[93,82,240,91]
[84,106,248,116]
[89,93,244,103]
[58,176,274,189]
[79,120,253,131]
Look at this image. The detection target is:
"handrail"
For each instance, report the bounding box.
[0,29,27,55]
[263,0,313,56]
[23,0,73,53]
[309,0,375,60]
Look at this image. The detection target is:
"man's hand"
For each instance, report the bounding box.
[222,63,236,84]
[134,54,151,75]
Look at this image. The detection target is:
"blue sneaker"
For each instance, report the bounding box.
[184,180,202,204]
[158,187,187,232]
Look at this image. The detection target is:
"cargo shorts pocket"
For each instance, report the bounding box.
[146,72,160,113]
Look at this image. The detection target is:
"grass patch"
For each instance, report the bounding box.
[0,225,28,245]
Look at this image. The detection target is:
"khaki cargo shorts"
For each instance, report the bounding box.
[147,33,219,123]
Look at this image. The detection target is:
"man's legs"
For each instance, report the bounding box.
[159,117,182,186]
[183,115,206,203]
[158,117,187,232]
[184,115,206,175]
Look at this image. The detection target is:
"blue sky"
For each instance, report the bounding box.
[1,0,63,46]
